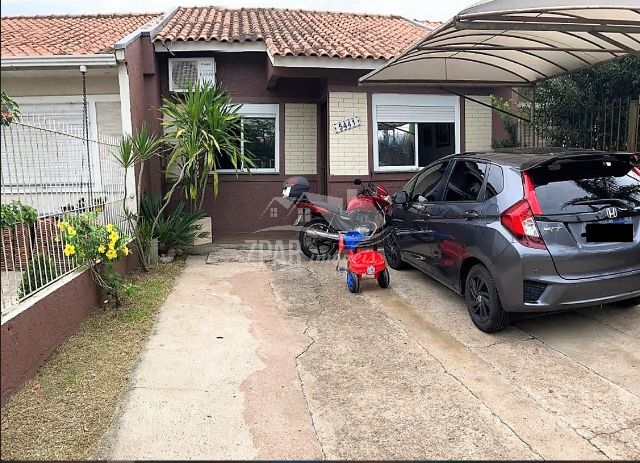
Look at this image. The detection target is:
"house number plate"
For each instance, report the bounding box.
[333,116,361,134]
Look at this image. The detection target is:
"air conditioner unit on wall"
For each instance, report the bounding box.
[168,58,216,92]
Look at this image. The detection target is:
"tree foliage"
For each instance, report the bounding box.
[536,55,640,110]
[517,55,640,149]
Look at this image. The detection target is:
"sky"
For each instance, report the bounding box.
[1,0,478,22]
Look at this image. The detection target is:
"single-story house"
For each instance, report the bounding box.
[2,6,509,239]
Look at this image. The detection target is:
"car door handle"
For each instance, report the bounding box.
[463,210,479,220]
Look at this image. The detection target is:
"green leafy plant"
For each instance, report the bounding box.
[112,123,161,270]
[160,82,254,212]
[1,201,38,228]
[522,54,640,149]
[18,253,58,298]
[491,95,518,149]
[57,213,131,306]
[1,90,20,126]
[138,195,207,254]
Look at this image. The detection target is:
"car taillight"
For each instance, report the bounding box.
[500,200,546,249]
[500,172,546,249]
[521,171,542,214]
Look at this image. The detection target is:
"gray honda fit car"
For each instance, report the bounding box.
[384,149,640,332]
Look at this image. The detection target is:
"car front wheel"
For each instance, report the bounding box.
[465,264,510,333]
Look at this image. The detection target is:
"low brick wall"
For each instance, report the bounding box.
[1,250,138,406]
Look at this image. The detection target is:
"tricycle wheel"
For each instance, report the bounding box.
[377,268,390,288]
[346,271,360,293]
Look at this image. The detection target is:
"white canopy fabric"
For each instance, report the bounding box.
[361,0,640,86]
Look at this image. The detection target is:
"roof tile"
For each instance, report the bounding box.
[155,7,430,60]
[1,13,160,57]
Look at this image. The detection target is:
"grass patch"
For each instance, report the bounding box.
[0,259,185,460]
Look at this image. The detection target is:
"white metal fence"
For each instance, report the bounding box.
[1,114,133,315]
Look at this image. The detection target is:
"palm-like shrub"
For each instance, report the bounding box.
[138,195,207,253]
[160,82,254,211]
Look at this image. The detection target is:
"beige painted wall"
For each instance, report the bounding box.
[284,103,317,175]
[3,71,122,137]
[95,101,124,138]
[2,74,120,97]
[328,92,369,176]
[465,96,493,152]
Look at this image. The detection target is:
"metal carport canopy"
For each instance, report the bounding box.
[360,0,640,86]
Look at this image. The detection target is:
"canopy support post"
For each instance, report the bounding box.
[531,84,536,147]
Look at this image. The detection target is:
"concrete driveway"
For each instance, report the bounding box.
[101,248,639,460]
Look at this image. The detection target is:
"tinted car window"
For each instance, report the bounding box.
[484,164,504,201]
[445,161,488,202]
[411,162,449,202]
[529,160,640,214]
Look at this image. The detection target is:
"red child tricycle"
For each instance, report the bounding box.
[337,231,390,293]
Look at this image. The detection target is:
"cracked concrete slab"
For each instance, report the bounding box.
[101,251,640,460]
[517,312,640,397]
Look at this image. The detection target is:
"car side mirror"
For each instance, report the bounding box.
[393,191,408,204]
[353,178,362,185]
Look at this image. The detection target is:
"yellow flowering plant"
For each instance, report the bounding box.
[58,212,131,305]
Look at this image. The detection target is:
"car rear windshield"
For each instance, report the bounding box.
[528,159,640,215]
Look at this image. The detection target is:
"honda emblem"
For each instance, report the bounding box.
[606,207,618,219]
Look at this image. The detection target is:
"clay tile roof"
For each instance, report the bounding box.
[1,13,161,57]
[155,6,430,60]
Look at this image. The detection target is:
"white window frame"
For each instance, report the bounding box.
[13,94,121,191]
[372,94,461,173]
[218,103,280,174]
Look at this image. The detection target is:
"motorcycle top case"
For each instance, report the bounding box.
[282,176,310,200]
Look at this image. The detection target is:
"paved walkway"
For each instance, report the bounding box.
[100,250,640,460]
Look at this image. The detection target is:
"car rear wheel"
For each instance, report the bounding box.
[465,264,510,333]
[384,232,406,270]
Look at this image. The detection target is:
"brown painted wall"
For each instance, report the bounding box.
[1,251,138,406]
[156,52,326,103]
[154,52,328,237]
[203,176,318,237]
[124,35,164,198]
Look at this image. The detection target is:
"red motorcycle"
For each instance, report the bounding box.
[282,176,391,259]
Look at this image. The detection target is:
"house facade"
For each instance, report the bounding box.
[2,6,506,239]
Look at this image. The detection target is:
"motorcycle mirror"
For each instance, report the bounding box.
[353,178,362,185]
[393,191,408,204]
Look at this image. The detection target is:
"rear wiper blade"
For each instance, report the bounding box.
[570,198,630,209]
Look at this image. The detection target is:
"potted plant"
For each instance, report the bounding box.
[1,202,17,270]
[159,82,254,244]
[0,201,38,270]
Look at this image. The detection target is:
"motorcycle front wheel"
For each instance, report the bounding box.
[299,218,338,260]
